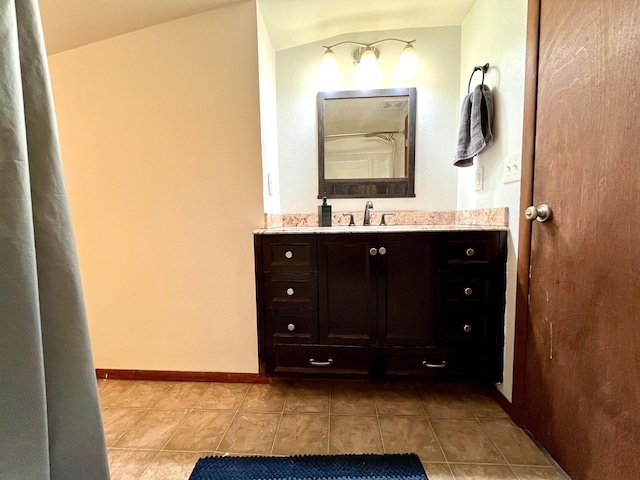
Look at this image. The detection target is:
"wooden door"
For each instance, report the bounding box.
[318,234,377,345]
[520,1,640,478]
[377,233,438,346]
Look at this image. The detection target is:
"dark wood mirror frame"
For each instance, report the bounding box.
[317,88,417,199]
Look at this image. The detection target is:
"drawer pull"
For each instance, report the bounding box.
[309,358,333,367]
[465,248,475,257]
[285,250,293,259]
[286,287,295,296]
[463,323,472,333]
[287,323,296,332]
[423,360,448,369]
[464,287,473,296]
[378,246,387,255]
[369,247,378,256]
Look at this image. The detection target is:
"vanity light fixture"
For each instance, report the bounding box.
[321,38,417,87]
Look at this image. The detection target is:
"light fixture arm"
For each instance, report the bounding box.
[322,38,416,50]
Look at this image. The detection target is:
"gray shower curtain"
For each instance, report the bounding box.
[0,1,110,479]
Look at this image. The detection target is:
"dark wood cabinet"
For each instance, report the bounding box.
[318,234,377,346]
[255,230,507,381]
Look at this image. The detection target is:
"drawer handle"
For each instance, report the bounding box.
[286,287,295,296]
[465,248,475,257]
[285,250,293,259]
[369,247,378,256]
[309,358,333,367]
[287,323,296,332]
[464,287,473,296]
[423,360,448,369]
[463,323,472,333]
[378,246,387,256]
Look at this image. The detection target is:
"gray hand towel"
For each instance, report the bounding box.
[454,84,494,167]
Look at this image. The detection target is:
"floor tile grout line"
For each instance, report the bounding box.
[423,412,450,470]
[213,383,252,454]
[327,384,332,455]
[268,384,289,455]
[134,381,199,480]
[375,413,386,454]
[99,380,166,480]
[103,380,161,448]
[108,405,153,448]
[475,416,520,477]
[155,382,211,453]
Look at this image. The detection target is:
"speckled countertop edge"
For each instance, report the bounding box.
[256,207,509,234]
[253,224,509,234]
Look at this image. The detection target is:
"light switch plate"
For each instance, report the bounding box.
[503,153,521,183]
[475,166,484,191]
[267,173,274,195]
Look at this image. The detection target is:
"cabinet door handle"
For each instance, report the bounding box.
[464,287,473,296]
[285,250,293,259]
[287,323,296,332]
[378,246,387,255]
[423,360,448,369]
[463,323,472,333]
[309,358,333,367]
[369,247,378,256]
[286,287,295,296]
[465,248,475,257]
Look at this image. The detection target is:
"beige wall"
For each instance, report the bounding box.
[458,0,528,400]
[48,2,264,372]
[276,27,461,214]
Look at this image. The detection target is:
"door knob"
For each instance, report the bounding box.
[525,204,552,222]
[369,247,378,256]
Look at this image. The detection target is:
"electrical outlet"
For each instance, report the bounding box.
[475,166,484,191]
[503,153,521,183]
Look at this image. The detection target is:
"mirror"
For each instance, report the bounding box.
[317,88,416,198]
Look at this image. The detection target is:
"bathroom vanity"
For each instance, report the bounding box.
[254,226,507,382]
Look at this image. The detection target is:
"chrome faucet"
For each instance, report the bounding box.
[363,201,374,226]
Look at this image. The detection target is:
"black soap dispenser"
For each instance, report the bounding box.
[318,196,332,227]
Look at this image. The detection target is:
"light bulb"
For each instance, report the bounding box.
[320,48,341,90]
[398,43,418,79]
[356,47,380,87]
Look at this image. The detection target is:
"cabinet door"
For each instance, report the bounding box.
[318,234,377,345]
[377,233,438,346]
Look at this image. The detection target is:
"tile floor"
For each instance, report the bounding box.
[99,378,569,480]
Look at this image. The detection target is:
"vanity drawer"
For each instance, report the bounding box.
[384,347,461,376]
[263,235,317,273]
[439,273,489,304]
[273,345,371,375]
[443,311,489,342]
[266,309,318,345]
[264,273,318,308]
[439,232,503,266]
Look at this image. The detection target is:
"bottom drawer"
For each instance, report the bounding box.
[384,347,461,376]
[272,345,371,375]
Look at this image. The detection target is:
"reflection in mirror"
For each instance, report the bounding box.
[318,88,416,198]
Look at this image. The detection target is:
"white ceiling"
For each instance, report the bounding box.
[259,0,476,51]
[39,0,476,55]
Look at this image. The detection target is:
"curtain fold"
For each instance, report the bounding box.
[0,1,110,479]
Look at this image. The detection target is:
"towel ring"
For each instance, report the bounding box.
[467,63,490,94]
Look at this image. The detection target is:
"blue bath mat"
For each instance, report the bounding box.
[188,453,428,480]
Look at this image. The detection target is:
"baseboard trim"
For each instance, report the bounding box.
[95,369,268,384]
[492,386,517,419]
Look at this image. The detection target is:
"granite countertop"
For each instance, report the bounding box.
[253,224,509,234]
